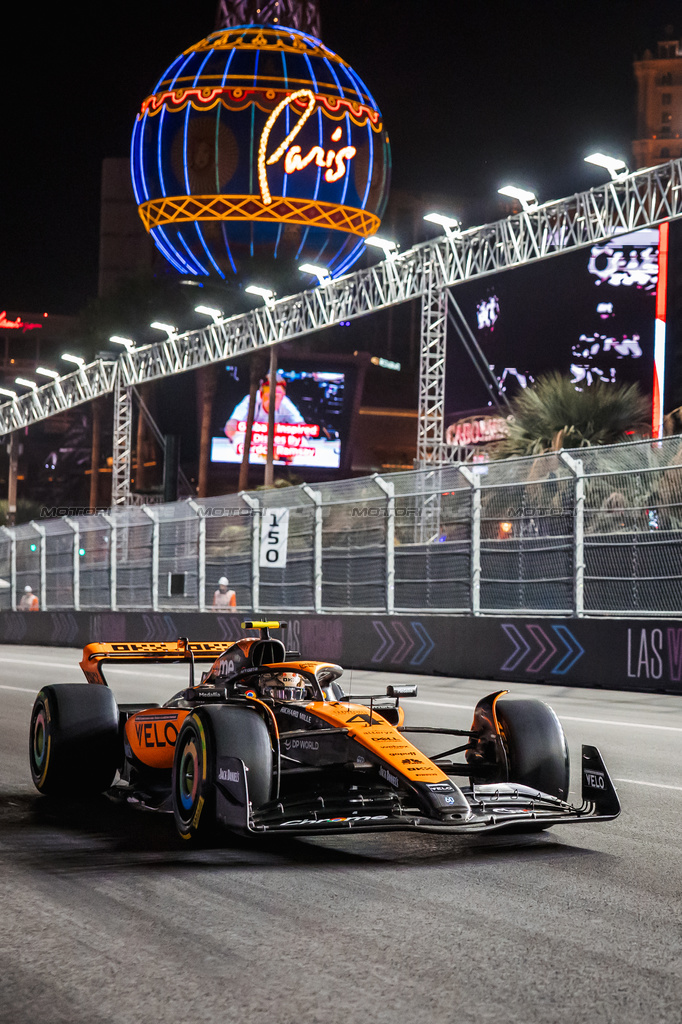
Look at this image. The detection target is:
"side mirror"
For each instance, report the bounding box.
[386,684,418,698]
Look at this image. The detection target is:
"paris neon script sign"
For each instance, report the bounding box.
[258,89,357,206]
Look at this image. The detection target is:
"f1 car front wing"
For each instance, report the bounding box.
[213,744,621,837]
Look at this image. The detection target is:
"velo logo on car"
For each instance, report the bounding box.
[584,770,606,790]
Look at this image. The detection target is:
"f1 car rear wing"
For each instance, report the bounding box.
[80,639,239,686]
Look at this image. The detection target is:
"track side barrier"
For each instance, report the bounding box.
[1,611,680,696]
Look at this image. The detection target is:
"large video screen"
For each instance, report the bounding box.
[443,228,659,432]
[210,364,347,469]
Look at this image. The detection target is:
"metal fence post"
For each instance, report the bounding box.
[32,522,47,611]
[560,451,584,617]
[241,492,260,613]
[1,526,16,610]
[101,513,118,612]
[64,518,80,611]
[458,465,481,615]
[302,485,323,613]
[187,500,206,611]
[373,475,395,614]
[141,506,159,611]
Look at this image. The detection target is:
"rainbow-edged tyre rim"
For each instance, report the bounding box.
[177,737,201,814]
[29,695,51,788]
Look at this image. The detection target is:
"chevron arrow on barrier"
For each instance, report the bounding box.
[500,624,532,672]
[410,621,435,666]
[500,623,585,675]
[216,615,242,642]
[551,625,585,674]
[371,621,394,662]
[50,612,79,645]
[525,624,558,673]
[393,621,415,664]
[3,613,27,643]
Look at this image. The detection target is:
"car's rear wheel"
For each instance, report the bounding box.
[29,684,120,796]
[172,706,273,843]
[495,697,570,801]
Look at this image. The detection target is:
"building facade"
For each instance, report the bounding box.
[633,36,682,168]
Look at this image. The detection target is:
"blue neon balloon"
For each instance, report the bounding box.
[130,24,391,281]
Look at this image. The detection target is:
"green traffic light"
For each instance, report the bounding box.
[29,543,37,552]
[78,548,86,557]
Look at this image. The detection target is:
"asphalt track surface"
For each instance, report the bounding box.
[1,646,681,1024]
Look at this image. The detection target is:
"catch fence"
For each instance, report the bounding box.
[2,434,682,617]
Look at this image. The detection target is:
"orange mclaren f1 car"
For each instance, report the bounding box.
[29,622,620,841]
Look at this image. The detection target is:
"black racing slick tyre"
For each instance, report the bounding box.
[495,697,570,802]
[172,706,273,843]
[29,684,120,797]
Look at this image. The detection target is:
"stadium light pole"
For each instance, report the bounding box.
[0,387,17,399]
[299,263,331,286]
[61,353,85,367]
[424,212,461,236]
[36,365,65,401]
[195,305,224,323]
[109,335,136,352]
[15,378,38,390]
[365,235,398,258]
[150,321,178,339]
[245,285,275,308]
[497,185,538,211]
[262,344,279,489]
[244,288,276,483]
[584,152,628,180]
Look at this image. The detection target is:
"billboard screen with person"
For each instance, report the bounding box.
[210,365,347,469]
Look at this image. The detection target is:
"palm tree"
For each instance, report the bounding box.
[494,372,650,459]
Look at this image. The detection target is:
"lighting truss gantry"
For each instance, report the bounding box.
[1,159,681,504]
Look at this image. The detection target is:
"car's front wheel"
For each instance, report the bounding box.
[494,697,570,801]
[172,706,273,843]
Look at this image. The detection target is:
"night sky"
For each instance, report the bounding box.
[2,0,680,314]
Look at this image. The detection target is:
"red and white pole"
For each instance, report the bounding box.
[652,221,669,438]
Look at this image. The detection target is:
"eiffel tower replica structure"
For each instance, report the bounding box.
[215,0,321,35]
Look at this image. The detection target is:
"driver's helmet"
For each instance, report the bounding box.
[265,671,307,701]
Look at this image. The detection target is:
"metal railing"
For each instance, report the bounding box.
[2,433,682,617]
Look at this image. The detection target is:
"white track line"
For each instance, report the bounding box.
[411,699,682,733]
[615,778,682,792]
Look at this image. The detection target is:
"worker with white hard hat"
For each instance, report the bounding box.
[19,585,39,612]
[212,576,236,611]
